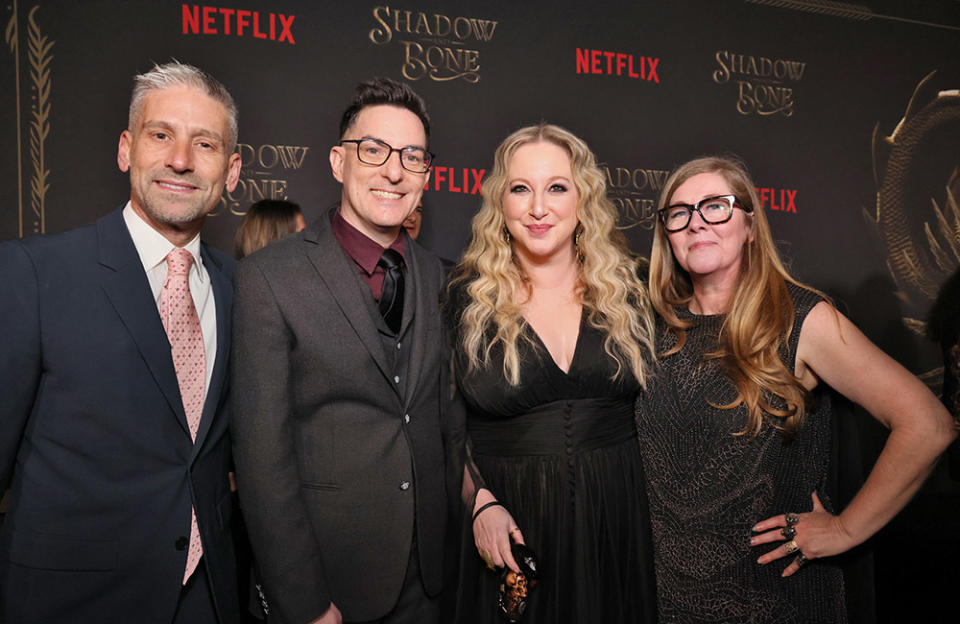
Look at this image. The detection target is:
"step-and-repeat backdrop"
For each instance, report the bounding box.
[2,1,959,621]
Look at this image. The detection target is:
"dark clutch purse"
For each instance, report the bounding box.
[498,542,540,622]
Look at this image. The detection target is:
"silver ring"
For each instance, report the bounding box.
[785,512,800,527]
[795,553,809,567]
[780,526,796,539]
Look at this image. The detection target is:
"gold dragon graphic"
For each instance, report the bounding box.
[869,71,960,389]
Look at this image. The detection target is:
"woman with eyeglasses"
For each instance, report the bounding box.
[447,124,658,623]
[635,155,955,623]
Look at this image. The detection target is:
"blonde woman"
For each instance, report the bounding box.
[637,156,955,623]
[447,124,657,623]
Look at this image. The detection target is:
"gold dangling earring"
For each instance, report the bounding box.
[503,226,511,243]
[575,223,584,263]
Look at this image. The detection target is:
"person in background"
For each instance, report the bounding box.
[402,200,423,240]
[235,199,306,259]
[637,155,955,623]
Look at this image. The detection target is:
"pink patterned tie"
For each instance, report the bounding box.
[160,248,206,584]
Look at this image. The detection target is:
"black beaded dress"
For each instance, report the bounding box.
[450,298,657,624]
[635,284,846,624]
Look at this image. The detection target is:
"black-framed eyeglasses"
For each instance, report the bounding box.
[340,138,434,173]
[658,194,752,232]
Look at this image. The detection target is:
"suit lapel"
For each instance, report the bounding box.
[96,210,191,438]
[304,212,397,395]
[192,244,232,456]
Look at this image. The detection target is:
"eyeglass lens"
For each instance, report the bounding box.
[355,139,431,172]
[662,196,735,231]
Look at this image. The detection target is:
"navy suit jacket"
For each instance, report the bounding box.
[0,209,239,623]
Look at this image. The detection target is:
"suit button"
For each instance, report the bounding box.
[399,481,410,490]
[404,414,410,424]
[394,375,400,384]
[396,342,402,350]
[175,536,189,550]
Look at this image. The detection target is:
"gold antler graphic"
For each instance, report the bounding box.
[27,5,52,234]
[924,169,960,274]
[5,0,24,237]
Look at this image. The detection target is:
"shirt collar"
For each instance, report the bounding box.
[332,208,406,276]
[122,202,205,280]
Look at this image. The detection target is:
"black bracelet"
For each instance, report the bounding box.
[472,501,505,524]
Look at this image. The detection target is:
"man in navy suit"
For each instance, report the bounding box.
[0,61,242,623]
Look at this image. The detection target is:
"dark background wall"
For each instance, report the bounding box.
[3,1,959,621]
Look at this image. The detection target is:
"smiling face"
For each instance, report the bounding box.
[329,104,429,247]
[666,171,753,285]
[502,141,579,268]
[118,85,241,242]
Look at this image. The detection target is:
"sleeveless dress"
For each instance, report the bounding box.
[451,305,657,624]
[636,284,847,623]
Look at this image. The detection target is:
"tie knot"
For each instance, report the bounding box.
[378,248,404,271]
[166,248,195,277]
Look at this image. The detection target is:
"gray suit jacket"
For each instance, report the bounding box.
[230,208,461,623]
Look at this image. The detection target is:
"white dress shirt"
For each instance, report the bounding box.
[123,203,217,393]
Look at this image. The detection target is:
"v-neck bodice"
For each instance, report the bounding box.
[522,309,584,377]
[454,312,636,421]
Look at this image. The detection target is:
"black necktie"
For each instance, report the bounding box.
[377,248,405,334]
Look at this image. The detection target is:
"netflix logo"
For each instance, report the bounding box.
[426,166,485,195]
[576,48,659,83]
[756,187,797,213]
[181,5,296,44]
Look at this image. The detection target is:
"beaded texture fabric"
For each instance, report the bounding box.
[160,248,206,583]
[636,283,847,624]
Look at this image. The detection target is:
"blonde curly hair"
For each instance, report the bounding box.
[451,124,655,387]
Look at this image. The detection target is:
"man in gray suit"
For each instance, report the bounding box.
[231,78,460,624]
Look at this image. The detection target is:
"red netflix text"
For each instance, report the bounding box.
[426,167,485,195]
[756,187,797,213]
[182,5,296,44]
[576,48,659,83]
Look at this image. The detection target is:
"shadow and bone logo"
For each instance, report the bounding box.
[604,166,670,230]
[217,142,310,215]
[368,6,498,83]
[712,51,805,116]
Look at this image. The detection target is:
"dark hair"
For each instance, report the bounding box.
[235,199,303,259]
[339,77,430,140]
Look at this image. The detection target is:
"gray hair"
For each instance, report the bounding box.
[128,60,239,152]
